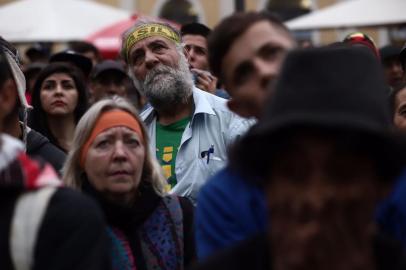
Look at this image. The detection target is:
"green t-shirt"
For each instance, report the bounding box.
[156,116,191,190]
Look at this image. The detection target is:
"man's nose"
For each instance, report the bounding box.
[185,48,195,64]
[107,83,119,94]
[254,58,277,90]
[145,50,159,69]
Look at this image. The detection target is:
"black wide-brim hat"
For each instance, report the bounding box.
[90,60,127,80]
[232,46,406,183]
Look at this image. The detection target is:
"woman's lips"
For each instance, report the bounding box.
[109,170,131,176]
[51,100,66,106]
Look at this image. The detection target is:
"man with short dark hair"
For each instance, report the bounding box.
[195,11,295,259]
[180,22,225,97]
[208,11,294,118]
[0,37,66,172]
[69,41,101,67]
[0,37,110,270]
[50,50,93,80]
[181,22,211,72]
[89,60,133,104]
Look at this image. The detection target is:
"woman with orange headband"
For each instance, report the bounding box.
[63,97,195,270]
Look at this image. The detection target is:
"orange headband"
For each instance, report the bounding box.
[80,110,143,168]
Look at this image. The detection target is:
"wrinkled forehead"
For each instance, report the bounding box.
[129,35,176,53]
[96,126,140,138]
[124,23,180,60]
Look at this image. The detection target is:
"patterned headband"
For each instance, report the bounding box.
[124,23,181,62]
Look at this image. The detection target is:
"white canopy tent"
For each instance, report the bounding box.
[286,0,406,31]
[0,0,130,42]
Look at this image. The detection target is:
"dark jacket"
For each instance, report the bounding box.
[196,167,267,259]
[0,189,111,270]
[26,128,66,173]
[84,180,196,270]
[190,233,406,270]
[0,134,110,270]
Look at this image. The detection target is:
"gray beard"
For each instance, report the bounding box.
[136,57,194,111]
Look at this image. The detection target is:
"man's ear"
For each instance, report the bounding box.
[0,79,18,118]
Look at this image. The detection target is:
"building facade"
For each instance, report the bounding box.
[0,0,403,47]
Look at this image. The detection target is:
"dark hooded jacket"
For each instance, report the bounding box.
[190,233,406,270]
[0,134,110,270]
[26,127,66,173]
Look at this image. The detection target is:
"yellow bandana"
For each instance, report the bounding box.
[124,23,181,62]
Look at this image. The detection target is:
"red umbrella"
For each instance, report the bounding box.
[86,14,179,60]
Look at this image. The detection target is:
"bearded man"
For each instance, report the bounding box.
[121,20,251,204]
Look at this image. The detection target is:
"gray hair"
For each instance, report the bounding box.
[129,44,193,102]
[62,97,166,196]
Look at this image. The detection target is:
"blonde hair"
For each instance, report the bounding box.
[62,97,166,196]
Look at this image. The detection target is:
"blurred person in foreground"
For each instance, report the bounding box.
[192,46,406,270]
[0,37,110,270]
[121,20,251,203]
[0,37,66,172]
[195,11,295,259]
[63,97,195,270]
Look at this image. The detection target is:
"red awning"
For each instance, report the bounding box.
[86,14,179,59]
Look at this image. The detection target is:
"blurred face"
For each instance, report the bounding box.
[267,134,388,270]
[183,34,209,71]
[40,73,78,117]
[90,71,128,103]
[222,21,294,118]
[383,58,404,88]
[394,86,406,132]
[84,126,145,204]
[82,51,98,67]
[0,78,18,131]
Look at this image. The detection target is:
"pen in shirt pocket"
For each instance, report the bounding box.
[200,145,214,164]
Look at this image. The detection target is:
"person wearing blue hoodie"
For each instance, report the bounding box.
[195,11,296,259]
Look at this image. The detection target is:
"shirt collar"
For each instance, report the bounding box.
[142,86,216,124]
[191,86,216,117]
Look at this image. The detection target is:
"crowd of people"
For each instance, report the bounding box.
[1,9,406,270]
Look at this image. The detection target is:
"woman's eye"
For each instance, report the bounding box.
[42,83,54,90]
[63,83,75,89]
[126,138,140,147]
[95,140,110,149]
